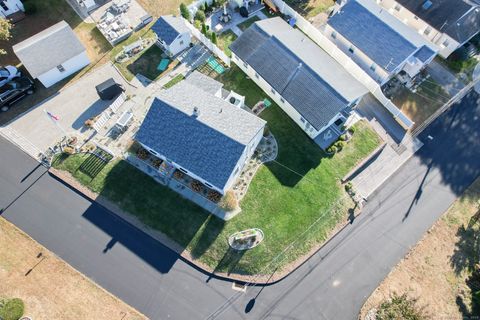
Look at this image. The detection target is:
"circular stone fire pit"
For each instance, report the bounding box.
[228,228,264,250]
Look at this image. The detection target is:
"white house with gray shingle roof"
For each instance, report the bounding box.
[135,72,266,194]
[151,15,191,57]
[13,21,90,88]
[230,17,368,149]
[0,0,24,19]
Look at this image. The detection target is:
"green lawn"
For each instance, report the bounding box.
[163,74,185,89]
[54,110,380,276]
[237,16,261,31]
[217,30,238,58]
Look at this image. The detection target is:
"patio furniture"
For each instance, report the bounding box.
[263,98,272,107]
[157,58,170,71]
[114,109,133,133]
[207,56,225,74]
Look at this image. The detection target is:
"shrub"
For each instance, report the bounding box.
[326,145,337,154]
[173,170,184,180]
[152,159,162,168]
[339,134,347,141]
[191,179,203,192]
[195,9,206,22]
[207,189,222,203]
[219,190,238,211]
[0,298,25,320]
[211,0,217,8]
[211,32,217,44]
[201,22,208,35]
[180,3,191,20]
[376,293,427,320]
[344,181,353,192]
[263,126,270,137]
[348,126,356,134]
[136,148,149,160]
[63,146,75,155]
[81,143,96,153]
[335,141,346,151]
[204,1,210,12]
[194,19,202,30]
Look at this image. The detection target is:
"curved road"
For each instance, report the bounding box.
[1,91,480,319]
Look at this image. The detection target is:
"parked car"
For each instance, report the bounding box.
[0,77,35,112]
[0,66,21,87]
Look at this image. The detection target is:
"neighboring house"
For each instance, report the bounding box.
[326,0,437,85]
[151,15,191,57]
[135,71,266,195]
[0,0,24,18]
[230,17,368,149]
[377,0,480,58]
[13,21,90,88]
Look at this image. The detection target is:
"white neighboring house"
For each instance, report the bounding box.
[0,0,24,18]
[377,0,480,58]
[151,15,191,57]
[135,71,266,195]
[12,21,90,88]
[230,17,368,149]
[326,0,437,86]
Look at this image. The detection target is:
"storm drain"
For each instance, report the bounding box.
[231,282,247,292]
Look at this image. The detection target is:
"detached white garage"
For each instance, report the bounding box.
[13,20,90,88]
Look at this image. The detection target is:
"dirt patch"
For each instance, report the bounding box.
[0,218,145,320]
[136,0,193,17]
[285,0,334,18]
[360,178,480,319]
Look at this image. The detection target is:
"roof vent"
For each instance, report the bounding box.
[193,107,199,117]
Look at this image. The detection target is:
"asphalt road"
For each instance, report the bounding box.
[1,90,480,320]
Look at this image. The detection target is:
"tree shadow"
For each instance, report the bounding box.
[417,91,480,197]
[206,247,246,282]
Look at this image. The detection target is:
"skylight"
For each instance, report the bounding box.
[422,0,433,10]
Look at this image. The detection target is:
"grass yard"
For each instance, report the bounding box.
[237,16,261,31]
[361,177,480,319]
[53,65,381,275]
[135,0,192,17]
[217,30,237,58]
[285,0,334,18]
[393,79,451,129]
[163,74,185,88]
[0,218,145,320]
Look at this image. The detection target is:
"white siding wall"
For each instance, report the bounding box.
[37,51,90,88]
[377,0,460,58]
[232,54,323,139]
[164,32,191,56]
[0,0,24,17]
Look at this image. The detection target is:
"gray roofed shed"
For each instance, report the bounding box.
[12,21,86,78]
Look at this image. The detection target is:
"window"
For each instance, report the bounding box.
[280,97,285,103]
[0,1,8,11]
[442,39,450,47]
[255,72,259,79]
[394,4,401,11]
[234,166,240,175]
[179,40,184,45]
[413,15,419,20]
[243,62,248,68]
[331,31,337,39]
[348,46,354,54]
[57,65,65,72]
[370,63,376,72]
[205,182,213,188]
[179,168,188,174]
[424,26,432,36]
[422,0,432,10]
[270,88,276,95]
[300,117,306,123]
[334,118,344,126]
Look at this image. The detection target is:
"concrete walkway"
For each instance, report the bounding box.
[427,59,466,96]
[230,25,243,37]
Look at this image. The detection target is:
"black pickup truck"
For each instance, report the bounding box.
[0,76,35,112]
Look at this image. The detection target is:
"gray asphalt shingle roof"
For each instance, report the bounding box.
[12,21,86,78]
[185,71,223,95]
[397,0,480,43]
[328,0,417,72]
[135,80,265,190]
[230,17,367,131]
[152,15,189,45]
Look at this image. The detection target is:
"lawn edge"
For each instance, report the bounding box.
[48,166,363,285]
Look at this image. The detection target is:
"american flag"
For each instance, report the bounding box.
[46,111,60,121]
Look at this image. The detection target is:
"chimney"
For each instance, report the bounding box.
[193,107,199,118]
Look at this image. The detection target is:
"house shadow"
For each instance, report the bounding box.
[189,214,225,260]
[71,97,115,131]
[416,91,480,197]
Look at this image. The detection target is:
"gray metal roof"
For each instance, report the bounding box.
[135,80,265,189]
[397,0,480,43]
[12,21,87,78]
[151,15,189,45]
[328,0,417,72]
[185,71,223,95]
[230,17,367,130]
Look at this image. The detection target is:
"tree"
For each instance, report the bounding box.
[204,1,210,13]
[195,9,206,22]
[211,32,217,45]
[179,3,190,21]
[201,23,208,35]
[0,18,12,55]
[211,0,217,8]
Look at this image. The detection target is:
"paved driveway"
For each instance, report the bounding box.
[2,64,133,157]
